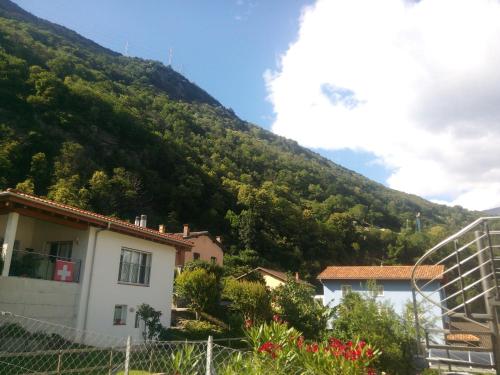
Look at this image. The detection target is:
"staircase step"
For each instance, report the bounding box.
[427,343,492,353]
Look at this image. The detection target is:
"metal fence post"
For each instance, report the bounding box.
[206,335,213,375]
[56,350,62,375]
[108,349,114,375]
[124,336,131,375]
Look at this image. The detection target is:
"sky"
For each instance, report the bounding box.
[12,0,500,210]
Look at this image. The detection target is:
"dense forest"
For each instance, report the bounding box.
[0,0,476,279]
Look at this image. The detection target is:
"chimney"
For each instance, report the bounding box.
[295,272,299,281]
[134,216,140,226]
[183,224,190,238]
[140,214,147,228]
[159,224,166,233]
[216,236,222,244]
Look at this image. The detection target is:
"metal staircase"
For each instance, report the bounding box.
[412,217,500,373]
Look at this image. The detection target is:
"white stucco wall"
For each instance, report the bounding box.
[0,276,80,327]
[84,230,176,341]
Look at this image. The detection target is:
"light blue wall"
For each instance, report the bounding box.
[322,279,445,333]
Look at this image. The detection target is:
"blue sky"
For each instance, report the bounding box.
[12,0,392,185]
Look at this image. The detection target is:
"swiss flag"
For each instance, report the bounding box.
[53,260,74,282]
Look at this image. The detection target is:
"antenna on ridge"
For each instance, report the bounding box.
[168,48,173,66]
[124,41,129,57]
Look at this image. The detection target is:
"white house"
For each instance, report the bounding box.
[0,189,193,341]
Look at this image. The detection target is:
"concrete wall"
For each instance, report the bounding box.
[0,276,80,327]
[184,235,223,266]
[322,279,444,331]
[84,230,176,341]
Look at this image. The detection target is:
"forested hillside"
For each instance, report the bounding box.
[0,0,476,279]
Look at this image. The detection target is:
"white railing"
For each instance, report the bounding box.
[411,217,500,372]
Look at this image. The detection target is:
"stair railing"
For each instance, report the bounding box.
[411,217,500,373]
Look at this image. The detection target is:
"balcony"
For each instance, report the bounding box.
[8,249,81,283]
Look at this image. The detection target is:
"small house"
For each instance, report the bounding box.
[175,224,223,267]
[318,265,445,331]
[237,267,306,290]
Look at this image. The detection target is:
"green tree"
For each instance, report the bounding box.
[222,277,271,323]
[332,292,414,374]
[175,268,218,319]
[271,277,331,339]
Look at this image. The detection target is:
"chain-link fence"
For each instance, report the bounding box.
[0,311,249,375]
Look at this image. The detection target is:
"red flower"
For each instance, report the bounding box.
[258,341,281,359]
[297,336,305,349]
[367,368,376,375]
[244,319,253,328]
[366,348,374,358]
[306,343,319,353]
[272,314,282,323]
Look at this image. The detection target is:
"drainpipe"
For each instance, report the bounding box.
[82,222,110,332]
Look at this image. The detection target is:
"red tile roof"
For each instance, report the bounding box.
[0,189,193,248]
[317,265,444,281]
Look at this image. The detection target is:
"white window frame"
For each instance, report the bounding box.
[113,304,127,326]
[118,247,152,286]
[341,284,352,297]
[370,285,384,297]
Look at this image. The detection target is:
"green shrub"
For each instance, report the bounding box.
[221,318,380,375]
[222,277,272,324]
[271,277,331,339]
[332,292,415,374]
[175,268,219,318]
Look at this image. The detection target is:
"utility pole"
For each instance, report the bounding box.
[124,41,129,57]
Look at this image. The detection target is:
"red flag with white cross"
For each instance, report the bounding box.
[53,260,74,282]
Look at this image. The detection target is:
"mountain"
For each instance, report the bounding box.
[0,0,476,278]
[483,207,500,216]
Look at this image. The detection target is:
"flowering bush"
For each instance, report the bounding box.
[230,315,381,375]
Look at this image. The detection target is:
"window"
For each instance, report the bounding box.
[193,252,200,260]
[113,305,127,325]
[118,248,152,286]
[47,241,72,260]
[135,312,140,328]
[210,256,217,264]
[341,285,352,297]
[370,285,384,297]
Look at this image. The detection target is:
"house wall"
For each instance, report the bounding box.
[263,274,285,290]
[322,279,444,331]
[183,235,223,266]
[84,230,176,341]
[0,276,80,327]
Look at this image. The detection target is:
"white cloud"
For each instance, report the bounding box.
[265,0,500,211]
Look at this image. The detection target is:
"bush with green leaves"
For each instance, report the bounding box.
[222,277,272,324]
[175,268,219,318]
[271,277,331,339]
[332,292,415,375]
[221,318,380,375]
[136,303,162,341]
[183,259,224,282]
